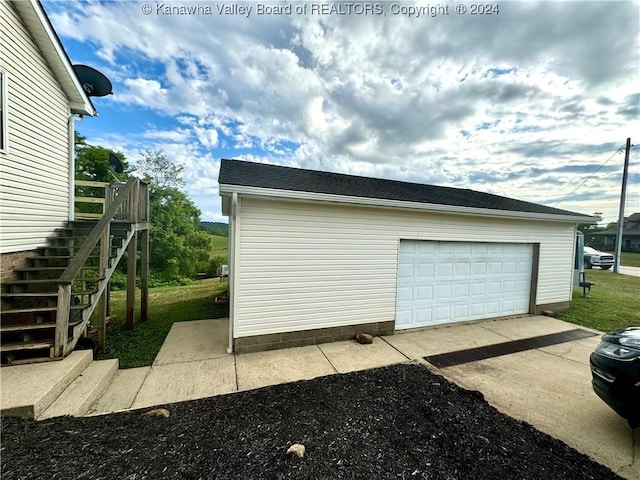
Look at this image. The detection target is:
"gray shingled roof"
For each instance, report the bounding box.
[219,159,590,218]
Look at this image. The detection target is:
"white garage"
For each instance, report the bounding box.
[219,159,593,354]
[396,240,533,329]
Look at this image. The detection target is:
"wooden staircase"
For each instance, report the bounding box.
[0,177,149,365]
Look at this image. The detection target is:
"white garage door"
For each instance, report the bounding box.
[396,240,533,329]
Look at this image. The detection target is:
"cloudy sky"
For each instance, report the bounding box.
[43,0,639,223]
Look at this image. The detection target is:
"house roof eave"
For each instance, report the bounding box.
[12,0,97,116]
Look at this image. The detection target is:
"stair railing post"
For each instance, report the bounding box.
[97,222,111,354]
[125,231,138,330]
[54,284,72,358]
[125,180,139,329]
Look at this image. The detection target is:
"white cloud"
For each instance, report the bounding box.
[46,0,640,223]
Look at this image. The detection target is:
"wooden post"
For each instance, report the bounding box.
[97,291,107,354]
[125,232,137,330]
[140,228,149,322]
[54,284,72,358]
[97,223,111,353]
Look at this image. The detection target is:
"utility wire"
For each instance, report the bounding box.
[553,145,626,207]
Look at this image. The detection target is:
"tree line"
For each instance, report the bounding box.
[75,133,215,286]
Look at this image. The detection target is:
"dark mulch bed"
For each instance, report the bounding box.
[1,363,623,480]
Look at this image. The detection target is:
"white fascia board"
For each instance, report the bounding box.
[13,0,97,116]
[218,184,596,224]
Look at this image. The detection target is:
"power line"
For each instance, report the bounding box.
[553,145,626,207]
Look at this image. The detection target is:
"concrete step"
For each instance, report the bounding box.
[1,350,93,418]
[39,359,119,419]
[87,367,150,416]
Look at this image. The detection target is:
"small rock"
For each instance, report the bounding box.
[355,333,373,344]
[541,310,554,317]
[143,408,170,418]
[286,443,305,458]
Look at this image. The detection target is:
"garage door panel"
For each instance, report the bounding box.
[455,263,471,275]
[487,281,502,294]
[453,304,469,317]
[399,241,415,254]
[397,286,413,301]
[488,262,502,274]
[437,263,453,276]
[397,240,532,329]
[436,305,451,321]
[455,283,469,297]
[416,307,433,322]
[417,286,433,300]
[472,262,487,275]
[470,302,485,316]
[418,263,434,276]
[436,284,452,298]
[398,263,414,278]
[396,310,412,328]
[417,242,436,254]
[439,243,454,254]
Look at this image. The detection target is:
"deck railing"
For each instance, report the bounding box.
[75,180,149,223]
[54,177,149,358]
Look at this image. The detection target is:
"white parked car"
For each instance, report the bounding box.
[584,246,614,270]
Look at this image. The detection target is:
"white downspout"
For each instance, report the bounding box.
[67,113,76,221]
[227,192,239,354]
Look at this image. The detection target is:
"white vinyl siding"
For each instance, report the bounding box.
[234,197,576,337]
[0,1,71,254]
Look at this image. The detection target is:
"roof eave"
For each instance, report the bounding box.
[219,184,595,223]
[12,0,97,116]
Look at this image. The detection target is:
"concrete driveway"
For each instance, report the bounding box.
[613,266,640,277]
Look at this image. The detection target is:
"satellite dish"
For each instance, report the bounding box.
[109,153,124,173]
[73,64,113,97]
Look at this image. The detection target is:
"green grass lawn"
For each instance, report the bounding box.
[621,251,640,267]
[97,279,228,368]
[209,234,228,259]
[556,269,640,332]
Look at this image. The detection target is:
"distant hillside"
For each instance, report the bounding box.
[199,221,229,237]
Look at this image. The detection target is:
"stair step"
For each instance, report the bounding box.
[39,359,119,419]
[0,323,57,332]
[88,367,149,416]
[1,304,89,315]
[0,350,93,418]
[1,290,97,298]
[0,340,53,353]
[5,277,105,285]
[16,266,100,272]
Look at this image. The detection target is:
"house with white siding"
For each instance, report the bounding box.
[0,0,96,279]
[219,159,595,354]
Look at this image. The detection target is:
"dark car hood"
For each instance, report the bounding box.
[602,327,640,350]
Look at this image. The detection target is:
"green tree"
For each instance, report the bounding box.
[75,132,128,182]
[74,132,128,216]
[74,136,212,282]
[137,150,212,280]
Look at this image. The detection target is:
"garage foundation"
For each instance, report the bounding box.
[234,321,395,354]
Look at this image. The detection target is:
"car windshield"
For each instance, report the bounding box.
[584,246,598,254]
